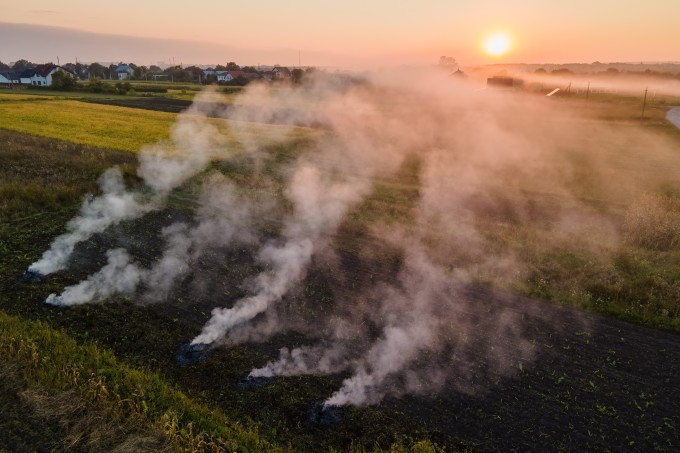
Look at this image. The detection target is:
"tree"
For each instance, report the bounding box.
[88,62,106,79]
[185,65,203,82]
[0,61,9,71]
[133,65,148,80]
[241,66,258,73]
[291,68,304,84]
[439,56,457,71]
[12,59,35,71]
[74,62,87,79]
[51,70,76,90]
[165,65,190,82]
[226,61,240,70]
[551,68,573,76]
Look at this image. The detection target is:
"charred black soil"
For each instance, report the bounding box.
[1,129,679,452]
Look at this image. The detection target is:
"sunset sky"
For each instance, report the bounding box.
[2,0,679,67]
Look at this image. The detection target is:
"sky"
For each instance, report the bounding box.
[2,0,679,67]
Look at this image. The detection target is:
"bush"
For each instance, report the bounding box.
[51,70,77,91]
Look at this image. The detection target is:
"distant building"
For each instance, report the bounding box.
[487,76,523,89]
[272,66,292,80]
[202,70,233,83]
[18,64,74,86]
[116,64,134,80]
[0,71,21,86]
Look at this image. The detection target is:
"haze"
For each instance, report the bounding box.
[2,0,679,67]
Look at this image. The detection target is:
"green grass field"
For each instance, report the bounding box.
[0,97,175,152]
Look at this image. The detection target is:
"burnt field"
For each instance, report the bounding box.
[2,76,680,452]
[1,129,679,452]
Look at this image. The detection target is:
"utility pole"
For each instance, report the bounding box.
[585,82,590,102]
[641,87,648,118]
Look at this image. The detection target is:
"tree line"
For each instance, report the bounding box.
[0,59,263,83]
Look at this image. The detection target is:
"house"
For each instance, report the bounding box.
[116,64,134,80]
[0,71,21,87]
[202,70,236,83]
[272,66,292,80]
[18,64,74,87]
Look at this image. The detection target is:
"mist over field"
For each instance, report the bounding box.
[33,68,680,407]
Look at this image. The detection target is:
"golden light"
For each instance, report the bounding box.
[483,33,512,57]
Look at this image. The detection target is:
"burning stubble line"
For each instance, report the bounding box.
[46,175,255,307]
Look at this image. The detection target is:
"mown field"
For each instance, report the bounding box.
[1,85,679,452]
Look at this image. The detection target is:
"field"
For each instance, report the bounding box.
[1,80,679,452]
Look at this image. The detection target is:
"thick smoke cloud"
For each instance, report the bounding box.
[36,69,679,407]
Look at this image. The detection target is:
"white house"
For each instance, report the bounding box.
[116,64,134,80]
[202,70,233,82]
[0,71,21,86]
[19,64,73,86]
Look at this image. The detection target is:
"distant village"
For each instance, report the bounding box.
[1,58,679,91]
[0,59,313,88]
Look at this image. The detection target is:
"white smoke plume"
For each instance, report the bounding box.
[45,248,144,306]
[28,90,239,276]
[249,344,351,378]
[29,168,155,275]
[45,173,255,306]
[191,164,368,345]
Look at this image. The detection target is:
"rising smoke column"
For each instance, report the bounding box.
[45,173,256,306]
[29,167,155,276]
[191,163,368,345]
[28,91,233,277]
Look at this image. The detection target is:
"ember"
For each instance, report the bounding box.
[175,342,213,366]
[18,269,43,283]
[309,401,344,426]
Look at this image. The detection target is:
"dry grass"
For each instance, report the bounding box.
[623,193,680,250]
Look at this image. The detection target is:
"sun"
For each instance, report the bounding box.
[482,33,512,57]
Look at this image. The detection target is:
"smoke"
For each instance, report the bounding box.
[29,168,155,275]
[37,68,680,407]
[45,172,256,306]
[29,90,242,276]
[191,164,369,345]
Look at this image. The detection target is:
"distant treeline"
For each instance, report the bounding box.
[487,62,680,78]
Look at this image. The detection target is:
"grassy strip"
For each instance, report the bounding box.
[0,310,446,452]
[0,309,280,453]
